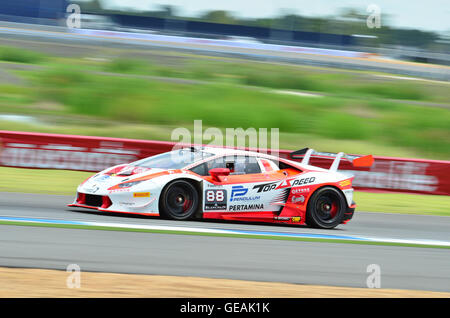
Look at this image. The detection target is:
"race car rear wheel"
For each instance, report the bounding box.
[306,186,346,229]
[159,180,199,220]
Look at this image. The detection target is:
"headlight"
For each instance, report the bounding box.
[117,180,143,188]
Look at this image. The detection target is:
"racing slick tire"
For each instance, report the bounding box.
[159,180,199,220]
[306,186,346,229]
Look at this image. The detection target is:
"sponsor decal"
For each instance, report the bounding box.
[204,189,227,210]
[291,187,310,194]
[276,177,316,189]
[119,202,135,206]
[253,182,277,193]
[230,186,260,202]
[276,179,292,189]
[274,216,302,222]
[274,216,290,221]
[291,195,305,204]
[230,186,248,201]
[339,179,351,187]
[133,192,150,198]
[294,177,316,186]
[231,195,260,202]
[229,204,264,211]
[108,188,131,193]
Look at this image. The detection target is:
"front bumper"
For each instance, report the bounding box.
[71,192,112,209]
[67,191,159,216]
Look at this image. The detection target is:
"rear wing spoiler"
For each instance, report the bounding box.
[290,148,374,172]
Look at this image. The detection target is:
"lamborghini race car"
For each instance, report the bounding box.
[68,147,373,229]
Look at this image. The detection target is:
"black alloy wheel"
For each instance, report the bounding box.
[306,186,346,229]
[159,180,199,220]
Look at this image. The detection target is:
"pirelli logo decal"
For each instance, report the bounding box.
[133,192,150,198]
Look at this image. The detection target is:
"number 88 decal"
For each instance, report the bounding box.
[206,190,225,202]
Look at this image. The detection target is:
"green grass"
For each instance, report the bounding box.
[0,167,92,195]
[353,83,426,100]
[0,167,449,216]
[100,57,448,102]
[21,65,448,158]
[103,58,150,74]
[0,76,448,159]
[354,192,450,216]
[0,46,449,159]
[0,46,46,64]
[4,45,450,102]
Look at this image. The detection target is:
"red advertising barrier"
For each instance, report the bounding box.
[1,130,449,195]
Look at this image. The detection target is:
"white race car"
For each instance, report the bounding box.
[68,147,373,229]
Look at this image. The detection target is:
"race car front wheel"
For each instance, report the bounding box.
[306,186,346,229]
[159,180,199,220]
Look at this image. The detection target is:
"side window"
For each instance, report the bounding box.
[233,156,261,175]
[207,157,228,170]
[190,156,263,176]
[189,157,228,176]
[189,162,209,176]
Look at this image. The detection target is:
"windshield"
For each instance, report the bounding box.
[132,149,214,170]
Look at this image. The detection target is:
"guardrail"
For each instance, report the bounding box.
[72,28,373,58]
[0,131,449,195]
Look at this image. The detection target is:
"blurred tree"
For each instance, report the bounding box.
[382,28,439,48]
[73,0,103,13]
[151,5,178,18]
[70,3,443,49]
[339,8,366,22]
[199,10,237,24]
[272,14,302,30]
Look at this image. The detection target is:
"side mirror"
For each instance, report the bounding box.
[209,168,230,182]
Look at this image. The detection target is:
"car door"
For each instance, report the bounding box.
[230,157,292,215]
[201,155,292,217]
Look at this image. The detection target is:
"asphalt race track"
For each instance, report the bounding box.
[0,193,449,292]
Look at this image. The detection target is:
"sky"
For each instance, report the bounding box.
[89,0,449,33]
